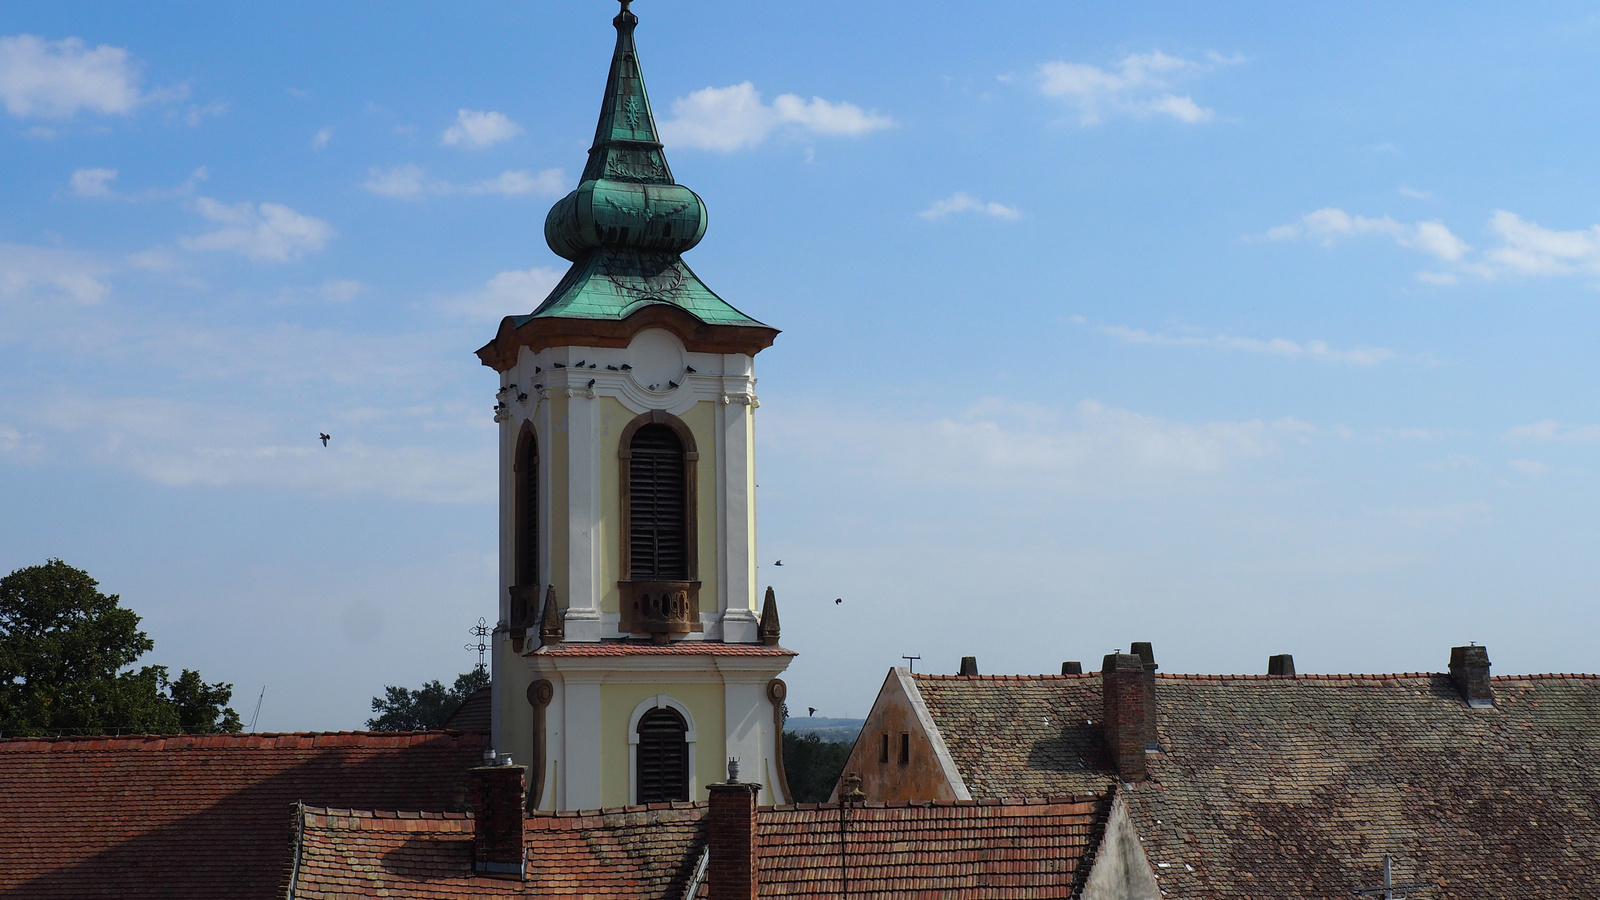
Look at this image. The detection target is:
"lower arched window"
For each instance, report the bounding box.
[635,707,689,802]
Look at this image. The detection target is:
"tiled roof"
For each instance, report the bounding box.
[441,686,492,732]
[0,730,487,899]
[917,671,1600,899]
[291,797,1109,899]
[532,640,796,657]
[913,673,1116,797]
[744,796,1107,899]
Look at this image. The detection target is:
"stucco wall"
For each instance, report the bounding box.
[833,669,964,802]
[599,681,726,808]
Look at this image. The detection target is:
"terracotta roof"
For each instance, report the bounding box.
[440,686,492,732]
[291,797,1109,899]
[917,671,1600,899]
[531,640,795,657]
[913,672,1116,798]
[0,730,487,899]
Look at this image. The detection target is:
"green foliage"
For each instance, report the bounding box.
[782,732,853,803]
[367,667,490,731]
[0,559,241,736]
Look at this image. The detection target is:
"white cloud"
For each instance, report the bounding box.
[274,278,365,305]
[919,192,1020,222]
[1096,324,1396,366]
[443,267,563,322]
[1477,210,1600,277]
[1266,208,1469,261]
[1506,419,1600,443]
[180,100,228,127]
[1399,186,1432,200]
[766,397,1312,494]
[1508,458,1549,476]
[360,164,565,200]
[0,34,147,118]
[658,81,893,152]
[0,423,42,462]
[1036,50,1223,125]
[0,242,111,305]
[440,108,521,148]
[69,166,118,197]
[180,197,334,262]
[311,126,332,149]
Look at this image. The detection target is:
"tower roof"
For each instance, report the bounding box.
[478,0,776,370]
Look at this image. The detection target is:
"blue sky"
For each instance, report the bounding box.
[3,2,1599,730]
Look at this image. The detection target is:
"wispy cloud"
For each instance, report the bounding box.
[1092,322,1396,366]
[441,267,563,322]
[1506,419,1600,443]
[361,164,565,201]
[440,108,521,148]
[919,192,1020,222]
[1265,207,1600,283]
[658,82,893,152]
[1508,458,1549,476]
[0,34,156,118]
[1035,50,1236,125]
[311,126,332,149]
[180,197,334,262]
[0,242,111,306]
[68,165,207,201]
[1385,501,1491,530]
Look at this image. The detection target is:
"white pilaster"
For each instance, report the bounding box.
[719,354,759,642]
[563,365,603,642]
[562,676,603,809]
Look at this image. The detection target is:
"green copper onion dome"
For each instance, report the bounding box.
[545,1,708,261]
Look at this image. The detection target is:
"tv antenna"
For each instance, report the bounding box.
[247,686,266,733]
[901,655,920,673]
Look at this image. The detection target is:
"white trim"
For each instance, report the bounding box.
[626,693,698,805]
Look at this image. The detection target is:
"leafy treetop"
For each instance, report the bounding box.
[367,667,490,731]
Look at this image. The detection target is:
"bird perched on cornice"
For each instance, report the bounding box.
[319,433,330,447]
[517,392,528,402]
[587,379,596,389]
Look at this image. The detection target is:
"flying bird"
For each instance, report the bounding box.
[835,598,842,605]
[319,433,330,447]
[774,560,783,566]
[808,707,816,717]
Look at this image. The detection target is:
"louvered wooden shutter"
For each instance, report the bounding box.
[636,707,689,802]
[629,424,687,580]
[515,433,539,589]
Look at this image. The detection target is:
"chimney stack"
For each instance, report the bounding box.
[1101,653,1149,782]
[707,761,760,900]
[1062,661,1083,675]
[959,656,979,676]
[1129,642,1159,751]
[470,760,526,879]
[1449,644,1493,708]
[1268,654,1296,677]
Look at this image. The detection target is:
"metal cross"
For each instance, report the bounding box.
[901,655,920,672]
[1353,856,1431,899]
[465,617,490,671]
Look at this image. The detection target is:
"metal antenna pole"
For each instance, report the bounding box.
[1353,855,1432,899]
[247,686,266,733]
[901,655,920,673]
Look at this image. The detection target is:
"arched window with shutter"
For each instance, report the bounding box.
[635,707,690,802]
[618,411,699,636]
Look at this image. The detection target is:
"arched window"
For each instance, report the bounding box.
[515,427,539,589]
[627,423,688,580]
[635,707,689,802]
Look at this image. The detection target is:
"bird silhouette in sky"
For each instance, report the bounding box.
[773,560,783,566]
[835,598,842,605]
[319,433,330,447]
[808,707,816,717]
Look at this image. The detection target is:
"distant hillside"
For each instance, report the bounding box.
[784,717,863,744]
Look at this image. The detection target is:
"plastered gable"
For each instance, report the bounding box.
[829,668,968,802]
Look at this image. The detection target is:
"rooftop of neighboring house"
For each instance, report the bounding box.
[0,730,487,900]
[907,656,1600,899]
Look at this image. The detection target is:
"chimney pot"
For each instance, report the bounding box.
[1101,653,1150,782]
[1062,661,1083,675]
[707,776,762,900]
[959,656,979,676]
[470,764,526,879]
[1449,644,1493,708]
[1268,654,1296,677]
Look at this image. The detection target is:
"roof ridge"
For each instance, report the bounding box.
[0,730,488,750]
[300,805,471,821]
[531,800,710,818]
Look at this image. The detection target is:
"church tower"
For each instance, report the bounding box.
[475,1,793,810]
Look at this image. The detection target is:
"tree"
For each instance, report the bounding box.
[0,559,241,736]
[782,732,854,803]
[367,667,489,731]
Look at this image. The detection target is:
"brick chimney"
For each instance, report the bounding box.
[470,760,526,878]
[959,656,979,676]
[1062,661,1083,675]
[1268,654,1296,676]
[1129,641,1159,751]
[1449,644,1493,708]
[707,760,760,900]
[1101,653,1149,782]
